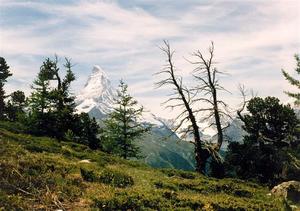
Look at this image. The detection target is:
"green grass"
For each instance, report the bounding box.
[0,126,285,210]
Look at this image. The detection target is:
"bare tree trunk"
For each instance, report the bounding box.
[192,42,228,152]
[156,41,210,173]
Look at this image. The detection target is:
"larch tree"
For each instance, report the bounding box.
[282,54,300,105]
[47,56,76,138]
[101,80,150,159]
[28,59,53,135]
[0,57,12,120]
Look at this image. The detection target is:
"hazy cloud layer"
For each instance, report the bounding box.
[1,0,299,118]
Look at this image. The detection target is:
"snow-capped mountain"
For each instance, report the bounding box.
[76,65,116,119]
[75,65,172,126]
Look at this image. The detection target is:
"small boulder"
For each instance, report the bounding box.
[271,181,300,204]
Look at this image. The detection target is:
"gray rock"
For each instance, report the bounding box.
[271,181,300,204]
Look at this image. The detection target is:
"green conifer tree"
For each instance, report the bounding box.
[27,56,100,144]
[48,57,76,138]
[226,97,299,184]
[282,54,300,105]
[101,80,150,159]
[74,113,100,150]
[27,59,54,135]
[0,57,12,120]
[6,90,26,121]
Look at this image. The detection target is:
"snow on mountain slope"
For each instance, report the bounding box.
[76,65,116,118]
[75,65,169,125]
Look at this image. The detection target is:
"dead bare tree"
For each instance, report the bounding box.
[191,42,232,153]
[236,84,257,121]
[155,40,210,173]
[237,84,248,122]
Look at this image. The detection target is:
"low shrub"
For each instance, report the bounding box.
[154,181,178,191]
[233,189,253,198]
[93,192,163,210]
[0,121,26,134]
[99,169,134,188]
[80,168,98,182]
[173,198,204,210]
[161,168,196,179]
[162,191,177,200]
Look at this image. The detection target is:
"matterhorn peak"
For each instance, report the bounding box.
[92,65,107,76]
[76,65,116,118]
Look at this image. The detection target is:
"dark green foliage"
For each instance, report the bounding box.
[93,192,164,210]
[101,80,151,159]
[154,181,178,191]
[6,90,26,121]
[48,57,76,138]
[209,158,225,178]
[282,54,300,105]
[161,168,196,179]
[72,113,101,150]
[0,57,12,120]
[10,90,26,109]
[27,56,77,138]
[80,167,135,188]
[24,56,101,149]
[99,169,134,188]
[242,97,297,147]
[226,97,300,185]
[80,168,98,182]
[27,58,59,136]
[0,121,27,134]
[29,58,53,115]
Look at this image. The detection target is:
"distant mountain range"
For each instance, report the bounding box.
[75,66,246,170]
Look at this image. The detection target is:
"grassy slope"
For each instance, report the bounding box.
[0,128,285,210]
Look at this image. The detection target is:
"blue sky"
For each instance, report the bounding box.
[0,0,300,118]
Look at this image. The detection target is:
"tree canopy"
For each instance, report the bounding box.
[226,97,299,185]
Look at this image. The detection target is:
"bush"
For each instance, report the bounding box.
[93,193,143,210]
[80,168,98,182]
[161,168,196,179]
[99,169,134,188]
[233,189,253,198]
[154,181,178,191]
[0,121,26,134]
[93,192,163,210]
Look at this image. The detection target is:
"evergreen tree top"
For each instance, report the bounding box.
[0,57,12,83]
[282,54,300,105]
